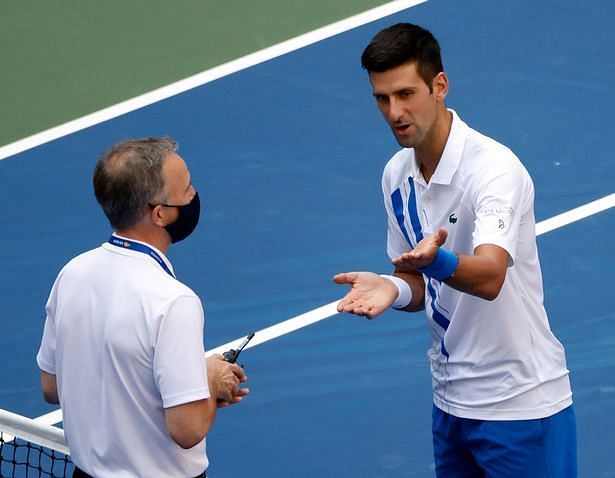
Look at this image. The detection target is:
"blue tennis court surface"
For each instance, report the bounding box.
[1,0,614,476]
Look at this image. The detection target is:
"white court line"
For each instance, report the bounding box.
[33,409,65,426]
[206,301,341,356]
[37,193,614,426]
[535,193,615,235]
[0,0,428,161]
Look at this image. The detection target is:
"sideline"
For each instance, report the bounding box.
[0,0,428,161]
[35,192,615,427]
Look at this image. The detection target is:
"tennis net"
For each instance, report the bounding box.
[0,408,73,478]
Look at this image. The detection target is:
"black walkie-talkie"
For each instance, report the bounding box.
[223,332,255,365]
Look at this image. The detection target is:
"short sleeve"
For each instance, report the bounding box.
[153,295,210,408]
[471,157,533,264]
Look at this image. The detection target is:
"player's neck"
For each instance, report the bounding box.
[416,109,452,183]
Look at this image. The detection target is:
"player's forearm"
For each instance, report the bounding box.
[443,253,506,301]
[393,270,426,312]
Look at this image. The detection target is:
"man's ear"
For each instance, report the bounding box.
[149,204,167,228]
[433,72,449,102]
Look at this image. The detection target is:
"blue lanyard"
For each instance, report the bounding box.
[107,236,175,278]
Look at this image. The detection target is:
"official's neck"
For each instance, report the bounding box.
[114,225,171,255]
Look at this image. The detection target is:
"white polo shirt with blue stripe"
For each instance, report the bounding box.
[382,110,572,420]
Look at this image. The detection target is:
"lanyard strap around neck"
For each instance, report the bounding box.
[108,236,175,278]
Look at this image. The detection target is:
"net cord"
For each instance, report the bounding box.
[0,408,69,455]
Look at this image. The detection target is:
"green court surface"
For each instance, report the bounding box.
[0,0,391,148]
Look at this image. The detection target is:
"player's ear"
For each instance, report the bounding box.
[433,72,449,102]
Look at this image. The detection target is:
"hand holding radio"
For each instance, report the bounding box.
[223,332,255,367]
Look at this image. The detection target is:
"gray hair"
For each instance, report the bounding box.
[93,137,178,229]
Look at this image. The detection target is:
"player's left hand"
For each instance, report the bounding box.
[392,227,448,271]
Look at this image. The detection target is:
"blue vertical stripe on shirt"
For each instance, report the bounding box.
[407,178,424,243]
[427,280,450,332]
[391,187,414,248]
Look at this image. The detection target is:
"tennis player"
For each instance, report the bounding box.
[334,23,576,477]
[37,137,248,478]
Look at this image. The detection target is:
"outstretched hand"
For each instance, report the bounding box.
[333,271,398,319]
[392,227,448,272]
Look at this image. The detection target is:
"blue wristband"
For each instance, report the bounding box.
[418,248,459,281]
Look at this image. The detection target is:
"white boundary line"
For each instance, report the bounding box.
[0,0,428,161]
[34,192,614,427]
[206,301,341,356]
[535,193,615,235]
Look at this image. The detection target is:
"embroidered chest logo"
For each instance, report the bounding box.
[448,213,458,224]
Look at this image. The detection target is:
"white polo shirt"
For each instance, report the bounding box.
[382,110,572,420]
[37,235,211,477]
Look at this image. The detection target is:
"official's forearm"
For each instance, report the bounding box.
[165,397,217,449]
[43,392,60,404]
[201,396,218,435]
[40,371,60,404]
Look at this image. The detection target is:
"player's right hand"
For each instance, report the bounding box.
[333,271,398,319]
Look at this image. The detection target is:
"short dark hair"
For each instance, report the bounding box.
[93,137,177,230]
[361,23,443,90]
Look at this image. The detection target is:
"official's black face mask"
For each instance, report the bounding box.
[164,192,201,243]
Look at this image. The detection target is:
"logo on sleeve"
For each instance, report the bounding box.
[498,219,505,229]
[448,213,458,224]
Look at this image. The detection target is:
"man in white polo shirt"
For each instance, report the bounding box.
[334,24,576,477]
[37,137,248,478]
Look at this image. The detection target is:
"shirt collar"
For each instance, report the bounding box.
[104,233,175,277]
[406,109,468,186]
[429,109,468,185]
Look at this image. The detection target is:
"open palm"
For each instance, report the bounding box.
[333,271,398,319]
